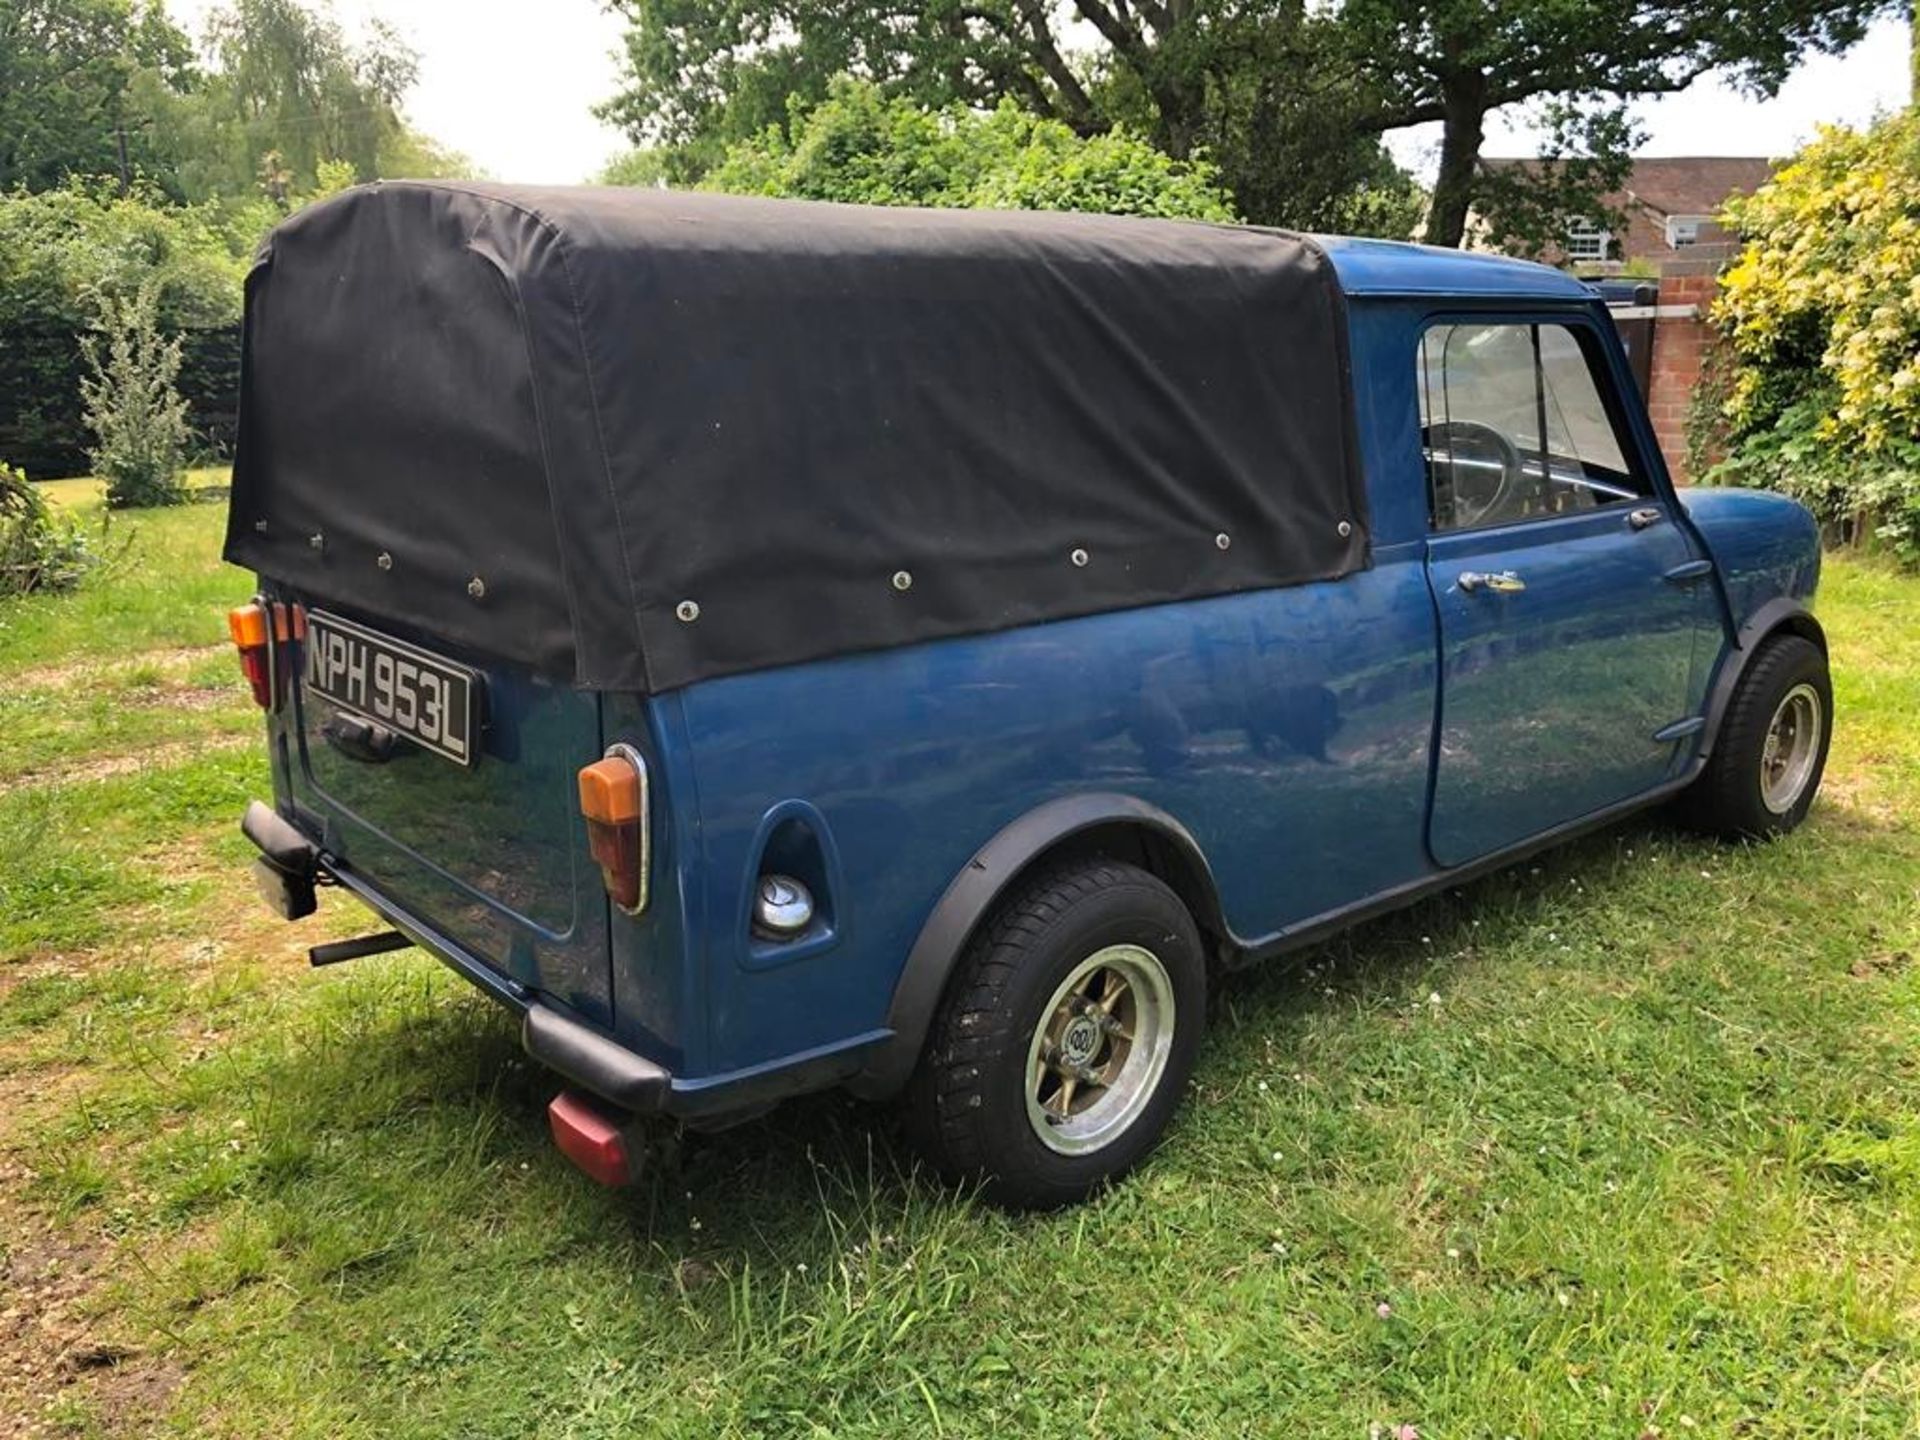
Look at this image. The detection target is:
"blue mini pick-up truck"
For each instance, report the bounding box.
[226,183,1829,1209]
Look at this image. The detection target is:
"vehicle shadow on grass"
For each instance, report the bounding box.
[223,799,1888,1309]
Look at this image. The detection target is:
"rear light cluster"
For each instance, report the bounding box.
[578,745,650,913]
[227,600,305,710]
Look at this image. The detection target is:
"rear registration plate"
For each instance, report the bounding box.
[303,610,482,766]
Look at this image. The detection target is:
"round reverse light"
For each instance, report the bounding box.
[753,874,815,939]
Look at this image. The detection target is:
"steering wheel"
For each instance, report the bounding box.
[1421,419,1523,529]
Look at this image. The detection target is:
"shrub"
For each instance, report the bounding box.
[0,463,95,597]
[700,80,1236,223]
[1706,110,1920,564]
[0,184,248,479]
[80,280,192,509]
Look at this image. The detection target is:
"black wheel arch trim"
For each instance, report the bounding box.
[849,793,1228,1100]
[1699,597,1827,760]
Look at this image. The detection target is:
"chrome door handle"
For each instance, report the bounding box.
[1628,506,1663,530]
[1458,570,1526,594]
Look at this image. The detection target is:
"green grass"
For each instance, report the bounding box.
[2,488,1917,1437]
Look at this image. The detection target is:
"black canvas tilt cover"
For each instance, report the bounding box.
[224,182,1369,692]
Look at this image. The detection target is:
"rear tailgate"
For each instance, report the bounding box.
[280,597,613,1024]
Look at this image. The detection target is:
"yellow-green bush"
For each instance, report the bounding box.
[1707,110,1920,563]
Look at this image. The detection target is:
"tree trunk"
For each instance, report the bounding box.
[1424,73,1488,249]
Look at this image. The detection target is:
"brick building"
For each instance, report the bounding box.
[1477,155,1774,273]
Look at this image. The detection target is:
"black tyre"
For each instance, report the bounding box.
[1682,634,1832,839]
[904,858,1207,1210]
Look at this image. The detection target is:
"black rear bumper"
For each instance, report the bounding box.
[239,799,671,1115]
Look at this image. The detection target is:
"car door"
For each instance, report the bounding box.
[1419,317,1704,868]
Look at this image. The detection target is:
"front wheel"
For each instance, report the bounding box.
[1682,633,1833,839]
[903,859,1207,1210]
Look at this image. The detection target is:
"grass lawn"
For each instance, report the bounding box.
[2,481,1917,1438]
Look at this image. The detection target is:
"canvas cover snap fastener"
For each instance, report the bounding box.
[892,570,913,592]
[676,600,700,622]
[467,576,486,599]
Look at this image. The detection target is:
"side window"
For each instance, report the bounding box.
[1418,322,1646,533]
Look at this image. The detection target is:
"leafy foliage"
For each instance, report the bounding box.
[602,0,1881,245]
[0,184,249,477]
[1338,0,1887,247]
[160,0,454,204]
[601,1,1417,234]
[1707,110,1920,564]
[80,277,191,508]
[1470,102,1642,259]
[0,461,96,595]
[0,0,197,195]
[699,81,1235,221]
[1,0,469,209]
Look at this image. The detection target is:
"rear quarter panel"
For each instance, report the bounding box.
[635,568,1438,1081]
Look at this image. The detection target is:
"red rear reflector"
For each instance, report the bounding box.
[547,1091,637,1187]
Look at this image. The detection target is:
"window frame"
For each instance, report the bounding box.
[1414,311,1659,538]
[1664,214,1710,249]
[1563,216,1612,265]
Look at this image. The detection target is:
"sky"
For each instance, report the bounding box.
[162,1,1913,185]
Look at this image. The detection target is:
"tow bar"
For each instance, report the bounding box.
[308,930,412,967]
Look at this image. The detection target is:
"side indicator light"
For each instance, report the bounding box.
[578,745,649,913]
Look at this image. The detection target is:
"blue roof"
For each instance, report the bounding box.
[1315,235,1594,301]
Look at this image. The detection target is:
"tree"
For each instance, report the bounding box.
[695,78,1235,219]
[164,0,422,201]
[0,0,197,195]
[599,1,1420,234]
[1338,0,1892,247]
[603,0,1889,246]
[1705,109,1920,564]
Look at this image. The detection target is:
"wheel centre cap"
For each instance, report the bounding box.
[1060,1014,1102,1066]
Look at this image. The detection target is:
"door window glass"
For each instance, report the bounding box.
[1418,322,1645,532]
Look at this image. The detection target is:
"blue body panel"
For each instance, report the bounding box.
[261,240,1825,1108]
[655,559,1437,1076]
[1678,486,1823,632]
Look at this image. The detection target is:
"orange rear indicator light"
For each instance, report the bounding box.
[579,757,643,825]
[228,602,274,709]
[579,747,650,913]
[228,602,269,649]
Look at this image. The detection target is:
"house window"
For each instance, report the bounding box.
[1665,214,1709,248]
[1564,217,1611,265]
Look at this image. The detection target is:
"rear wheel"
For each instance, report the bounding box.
[904,859,1206,1210]
[1683,634,1832,839]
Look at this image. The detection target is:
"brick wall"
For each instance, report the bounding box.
[1645,262,1723,482]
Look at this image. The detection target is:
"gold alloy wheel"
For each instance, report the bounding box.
[1024,943,1176,1156]
[1760,681,1823,815]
